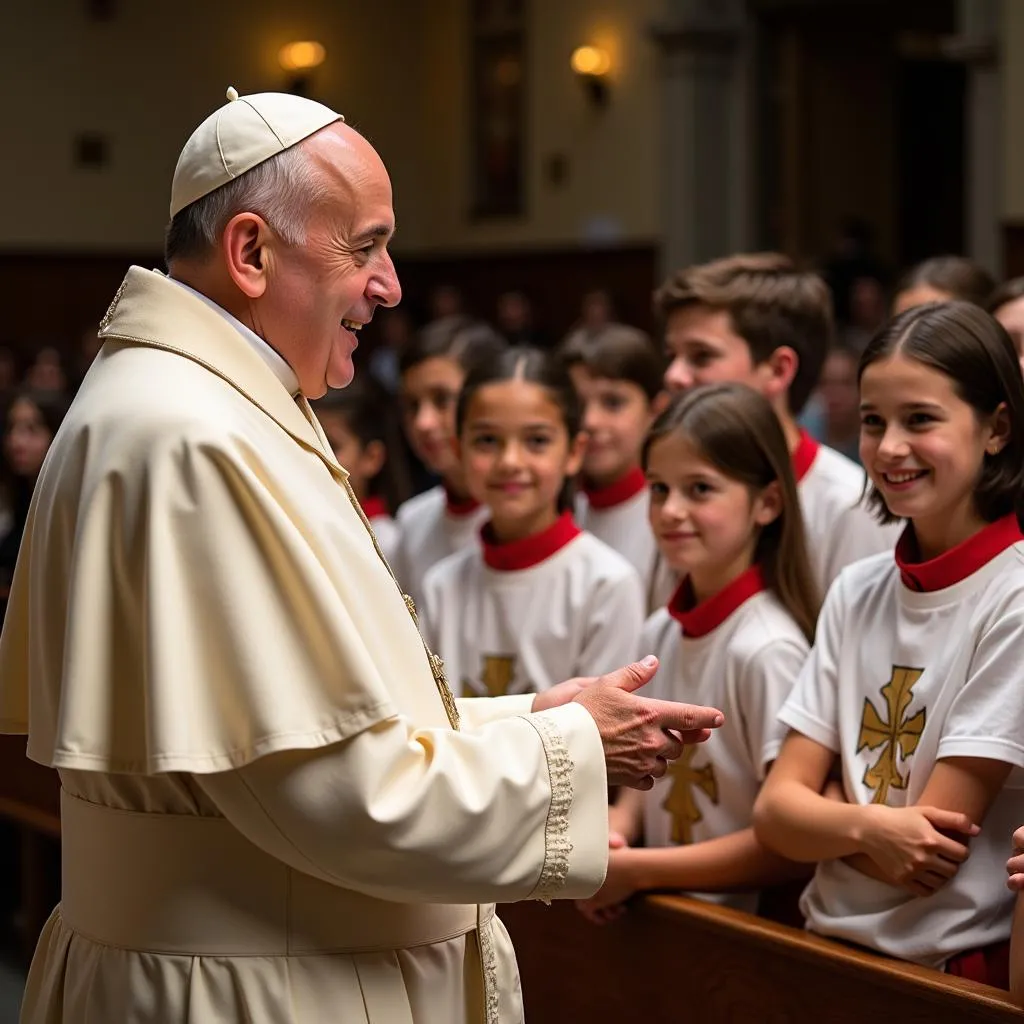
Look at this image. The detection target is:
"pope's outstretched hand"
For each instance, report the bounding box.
[531,655,723,791]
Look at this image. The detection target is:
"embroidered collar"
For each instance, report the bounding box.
[481,510,582,571]
[668,565,766,638]
[583,466,647,510]
[361,496,388,520]
[443,485,481,517]
[896,514,1023,592]
[792,430,820,483]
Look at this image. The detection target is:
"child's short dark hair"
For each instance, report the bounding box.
[398,318,507,378]
[312,375,412,512]
[653,252,834,415]
[558,324,666,401]
[457,346,582,512]
[986,276,1024,315]
[895,256,995,308]
[859,300,1024,527]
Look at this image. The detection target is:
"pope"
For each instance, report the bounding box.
[0,88,723,1023]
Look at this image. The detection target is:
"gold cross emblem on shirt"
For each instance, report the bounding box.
[663,746,718,845]
[480,655,516,697]
[857,666,926,804]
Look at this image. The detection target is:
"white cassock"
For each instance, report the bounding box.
[575,467,677,615]
[394,488,489,612]
[0,267,609,1024]
[421,512,645,696]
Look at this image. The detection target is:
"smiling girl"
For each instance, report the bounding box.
[393,321,506,607]
[421,346,644,697]
[754,301,1024,987]
[577,383,816,922]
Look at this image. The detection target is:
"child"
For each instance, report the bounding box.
[577,382,817,921]
[754,300,1024,988]
[560,324,676,611]
[312,376,410,565]
[394,320,506,608]
[892,255,995,316]
[422,346,644,697]
[658,252,898,594]
[987,277,1024,376]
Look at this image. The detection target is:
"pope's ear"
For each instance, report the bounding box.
[221,212,271,299]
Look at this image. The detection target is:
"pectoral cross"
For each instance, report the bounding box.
[480,654,516,697]
[857,666,926,804]
[663,746,718,845]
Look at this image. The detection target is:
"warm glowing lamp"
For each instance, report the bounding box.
[278,41,326,95]
[571,46,611,77]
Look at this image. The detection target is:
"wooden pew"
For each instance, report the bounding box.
[499,895,1024,1023]
[0,736,60,962]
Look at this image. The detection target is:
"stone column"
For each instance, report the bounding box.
[650,0,753,277]
[954,0,1001,275]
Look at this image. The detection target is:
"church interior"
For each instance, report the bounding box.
[2,0,1024,1020]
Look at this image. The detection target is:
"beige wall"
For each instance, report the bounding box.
[0,0,665,254]
[0,0,428,251]
[411,0,666,253]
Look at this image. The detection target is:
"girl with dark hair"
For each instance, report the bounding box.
[312,377,412,566]
[892,255,996,316]
[421,347,644,697]
[394,320,507,607]
[578,383,817,922]
[756,301,1024,989]
[0,389,69,614]
[986,276,1024,377]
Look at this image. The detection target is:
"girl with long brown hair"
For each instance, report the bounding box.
[578,382,818,922]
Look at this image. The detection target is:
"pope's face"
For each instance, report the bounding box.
[261,125,401,398]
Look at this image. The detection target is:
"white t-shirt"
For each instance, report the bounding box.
[422,511,645,695]
[778,515,1024,968]
[361,497,401,569]
[393,485,488,611]
[642,569,809,912]
[794,432,900,595]
[577,467,677,614]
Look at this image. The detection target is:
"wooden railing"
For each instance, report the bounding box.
[499,893,1024,1023]
[1,734,1022,1021]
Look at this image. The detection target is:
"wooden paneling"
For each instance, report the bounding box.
[1002,223,1024,281]
[0,244,660,360]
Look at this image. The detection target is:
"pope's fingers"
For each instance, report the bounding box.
[1013,825,1024,848]
[1007,853,1024,877]
[659,730,685,763]
[601,656,659,694]
[646,698,724,735]
[1008,872,1024,892]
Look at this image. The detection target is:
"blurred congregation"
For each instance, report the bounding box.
[8,0,1024,1021]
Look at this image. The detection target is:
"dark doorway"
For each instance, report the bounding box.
[753,0,960,273]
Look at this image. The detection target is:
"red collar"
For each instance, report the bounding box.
[481,510,582,571]
[443,485,481,518]
[896,514,1023,592]
[583,466,647,509]
[361,495,389,520]
[668,565,766,638]
[792,430,820,483]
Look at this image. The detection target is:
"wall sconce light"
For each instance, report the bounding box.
[570,45,611,108]
[278,40,326,96]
